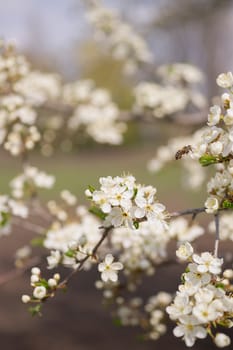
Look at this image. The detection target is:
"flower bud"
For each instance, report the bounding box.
[31,267,40,275]
[21,295,30,303]
[214,333,231,348]
[48,278,57,288]
[33,286,47,300]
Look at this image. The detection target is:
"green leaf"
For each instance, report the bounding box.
[215,283,225,289]
[113,318,122,327]
[222,200,233,209]
[199,155,218,167]
[28,304,42,317]
[36,278,49,289]
[217,319,233,328]
[0,212,10,227]
[89,206,106,220]
[133,221,139,229]
[136,334,147,342]
[88,185,95,194]
[65,249,75,258]
[30,237,45,247]
[133,187,138,199]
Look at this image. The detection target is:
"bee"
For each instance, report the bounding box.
[175,145,192,160]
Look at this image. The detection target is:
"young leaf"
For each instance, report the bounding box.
[89,206,106,220]
[199,155,218,167]
[28,304,42,317]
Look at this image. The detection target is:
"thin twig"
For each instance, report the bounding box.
[170,206,233,219]
[58,226,112,288]
[170,207,206,218]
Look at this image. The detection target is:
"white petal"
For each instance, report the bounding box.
[173,326,184,337]
[98,262,106,272]
[134,207,145,218]
[102,203,111,213]
[111,262,123,270]
[101,271,109,282]
[109,271,118,282]
[105,254,114,265]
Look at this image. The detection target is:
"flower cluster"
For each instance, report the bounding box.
[134,63,206,119]
[112,297,143,327]
[168,217,204,242]
[205,166,233,213]
[63,80,126,145]
[0,26,232,350]
[0,41,30,91]
[0,42,44,156]
[134,83,189,119]
[44,205,102,270]
[85,0,152,74]
[86,175,169,229]
[157,63,204,85]
[0,195,28,236]
[21,267,61,314]
[171,71,233,211]
[167,243,233,347]
[10,166,55,199]
[145,292,172,340]
[14,71,61,106]
[0,40,129,156]
[112,220,169,283]
[0,94,40,155]
[148,129,207,190]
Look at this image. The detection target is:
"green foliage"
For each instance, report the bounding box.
[199,155,218,167]
[222,200,233,209]
[64,250,75,258]
[30,237,45,247]
[28,304,42,317]
[89,206,106,220]
[88,185,96,194]
[215,283,225,289]
[113,318,122,327]
[133,221,139,229]
[0,212,10,227]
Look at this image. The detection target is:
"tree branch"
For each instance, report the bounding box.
[58,226,112,288]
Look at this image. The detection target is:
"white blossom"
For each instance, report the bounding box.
[214,333,231,348]
[216,72,233,88]
[33,286,47,300]
[21,295,30,304]
[205,196,219,214]
[98,254,123,282]
[176,242,193,261]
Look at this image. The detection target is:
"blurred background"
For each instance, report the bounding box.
[0,0,233,349]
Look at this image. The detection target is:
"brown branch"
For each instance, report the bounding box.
[170,206,233,219]
[58,226,112,288]
[170,207,206,218]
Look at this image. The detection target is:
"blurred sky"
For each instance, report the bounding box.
[0,0,157,76]
[0,0,233,86]
[0,0,83,73]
